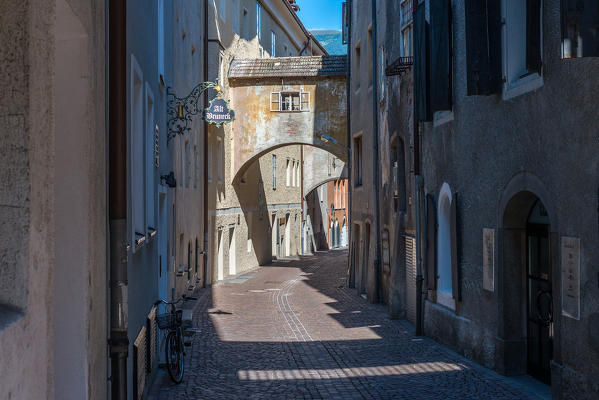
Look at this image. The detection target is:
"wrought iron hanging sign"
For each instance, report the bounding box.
[203,96,235,127]
[166,81,235,142]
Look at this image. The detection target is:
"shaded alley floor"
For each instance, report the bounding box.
[149,250,550,400]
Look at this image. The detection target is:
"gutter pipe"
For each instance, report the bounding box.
[203,0,209,287]
[371,0,382,303]
[413,0,424,336]
[346,0,353,287]
[108,0,129,397]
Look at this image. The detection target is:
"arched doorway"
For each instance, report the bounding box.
[501,190,555,386]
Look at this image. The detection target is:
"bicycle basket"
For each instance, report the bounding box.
[157,313,175,330]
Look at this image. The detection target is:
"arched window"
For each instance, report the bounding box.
[437,183,455,309]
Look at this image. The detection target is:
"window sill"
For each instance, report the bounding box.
[436,290,456,311]
[0,304,24,332]
[503,73,544,101]
[433,110,454,128]
[271,110,308,113]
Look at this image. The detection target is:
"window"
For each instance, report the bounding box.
[291,160,296,187]
[194,145,198,188]
[400,0,413,57]
[368,27,373,86]
[562,0,599,58]
[286,158,291,187]
[436,182,457,310]
[391,138,406,213]
[131,56,145,250]
[269,92,310,112]
[271,31,276,57]
[219,51,225,87]
[256,1,261,41]
[219,0,226,21]
[354,42,361,91]
[185,139,190,188]
[272,154,277,190]
[145,84,155,234]
[242,8,249,40]
[501,0,543,98]
[353,135,362,187]
[208,141,213,182]
[232,0,240,33]
[217,138,223,182]
[296,161,300,187]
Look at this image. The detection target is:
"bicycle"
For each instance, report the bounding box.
[155,295,197,383]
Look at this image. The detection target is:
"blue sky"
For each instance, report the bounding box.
[296,0,344,31]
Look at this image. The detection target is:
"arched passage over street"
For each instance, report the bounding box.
[228,56,347,184]
[303,146,347,197]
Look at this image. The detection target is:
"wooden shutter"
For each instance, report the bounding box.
[300,92,310,111]
[270,92,280,111]
[414,4,430,121]
[465,0,502,95]
[430,0,452,113]
[450,193,460,301]
[426,193,437,291]
[526,0,542,73]
[562,0,599,58]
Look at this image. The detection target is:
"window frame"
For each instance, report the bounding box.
[256,1,261,41]
[353,134,363,188]
[271,30,276,57]
[269,91,310,112]
[501,0,544,100]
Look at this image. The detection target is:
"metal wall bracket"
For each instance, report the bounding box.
[166,81,220,142]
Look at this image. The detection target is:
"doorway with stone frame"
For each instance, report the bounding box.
[499,188,557,387]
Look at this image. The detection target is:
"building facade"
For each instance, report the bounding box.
[413,0,599,397]
[206,0,328,283]
[349,0,599,397]
[0,0,107,399]
[347,0,416,318]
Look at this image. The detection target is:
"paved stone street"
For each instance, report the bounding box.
[149,250,548,400]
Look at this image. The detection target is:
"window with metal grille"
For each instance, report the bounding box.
[270,92,310,112]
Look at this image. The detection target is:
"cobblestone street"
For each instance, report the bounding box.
[149,250,549,400]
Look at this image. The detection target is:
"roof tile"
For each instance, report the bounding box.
[229,55,347,79]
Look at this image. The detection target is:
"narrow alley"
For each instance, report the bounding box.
[149,251,548,400]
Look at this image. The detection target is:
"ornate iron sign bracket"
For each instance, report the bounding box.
[166,81,225,142]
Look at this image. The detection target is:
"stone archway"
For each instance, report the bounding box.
[497,172,560,383]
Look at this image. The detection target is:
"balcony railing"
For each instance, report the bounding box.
[385,56,413,76]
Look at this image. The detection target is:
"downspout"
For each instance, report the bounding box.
[108,0,128,398]
[346,0,353,287]
[413,0,424,336]
[202,0,209,287]
[371,0,382,303]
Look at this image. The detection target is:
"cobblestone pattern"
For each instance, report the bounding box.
[148,250,544,399]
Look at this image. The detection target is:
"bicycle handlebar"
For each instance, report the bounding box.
[154,295,198,306]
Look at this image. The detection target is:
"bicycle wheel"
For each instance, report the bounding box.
[165,331,184,383]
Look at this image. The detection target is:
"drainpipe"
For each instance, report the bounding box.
[108,0,129,398]
[371,0,382,303]
[202,0,209,287]
[413,0,424,336]
[346,0,353,287]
